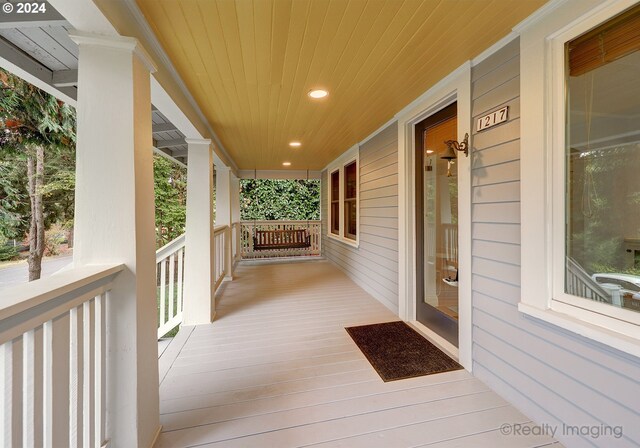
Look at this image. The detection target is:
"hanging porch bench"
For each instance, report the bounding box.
[253,228,311,250]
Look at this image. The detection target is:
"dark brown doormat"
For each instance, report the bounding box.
[345,321,462,382]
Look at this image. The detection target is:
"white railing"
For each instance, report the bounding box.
[213,225,231,290]
[0,265,123,447]
[155,226,234,338]
[565,257,612,304]
[156,235,186,339]
[232,222,241,262]
[240,220,322,259]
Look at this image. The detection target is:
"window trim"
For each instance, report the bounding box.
[330,169,340,236]
[343,160,358,241]
[326,144,359,248]
[519,0,640,357]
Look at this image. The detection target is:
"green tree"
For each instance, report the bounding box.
[240,179,320,220]
[0,68,76,279]
[153,154,187,247]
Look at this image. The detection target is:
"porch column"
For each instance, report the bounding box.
[183,139,216,325]
[230,173,241,263]
[70,33,159,447]
[215,164,233,279]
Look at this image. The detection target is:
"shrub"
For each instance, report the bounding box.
[0,235,18,261]
[44,227,66,256]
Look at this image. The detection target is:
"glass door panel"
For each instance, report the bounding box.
[415,102,459,347]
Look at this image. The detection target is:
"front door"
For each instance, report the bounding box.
[415,103,459,347]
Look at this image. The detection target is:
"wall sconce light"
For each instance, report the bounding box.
[441,133,469,176]
[442,133,469,159]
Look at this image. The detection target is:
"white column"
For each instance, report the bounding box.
[215,165,233,279]
[183,139,216,325]
[230,173,241,263]
[215,164,231,227]
[70,33,159,448]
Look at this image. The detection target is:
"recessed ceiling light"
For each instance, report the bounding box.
[282,162,291,166]
[289,141,302,147]
[308,89,328,99]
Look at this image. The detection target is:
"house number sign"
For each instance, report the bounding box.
[476,106,509,132]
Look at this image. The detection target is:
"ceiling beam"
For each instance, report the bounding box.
[51,69,78,87]
[170,148,188,158]
[156,138,185,149]
[153,147,186,168]
[0,36,76,105]
[152,122,177,133]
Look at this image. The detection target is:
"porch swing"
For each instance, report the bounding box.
[251,170,312,251]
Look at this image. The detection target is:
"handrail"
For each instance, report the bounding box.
[156,234,186,263]
[0,264,124,328]
[214,224,229,234]
[241,220,321,224]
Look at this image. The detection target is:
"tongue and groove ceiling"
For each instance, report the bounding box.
[135,0,547,170]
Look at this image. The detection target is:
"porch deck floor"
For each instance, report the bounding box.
[157,260,560,448]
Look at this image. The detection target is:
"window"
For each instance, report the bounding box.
[343,161,357,240]
[520,0,640,356]
[326,145,359,246]
[330,170,340,235]
[564,5,640,316]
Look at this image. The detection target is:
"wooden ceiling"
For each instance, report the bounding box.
[136,0,547,170]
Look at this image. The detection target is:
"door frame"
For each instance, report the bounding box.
[396,61,472,371]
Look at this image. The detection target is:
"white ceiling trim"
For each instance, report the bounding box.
[238,170,322,180]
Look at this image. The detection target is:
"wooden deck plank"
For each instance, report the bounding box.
[157,261,557,448]
[158,382,495,447]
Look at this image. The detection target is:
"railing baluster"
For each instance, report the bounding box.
[177,248,184,318]
[94,293,105,448]
[168,254,175,320]
[1,341,13,447]
[69,307,80,448]
[82,301,91,448]
[159,261,167,328]
[23,330,35,448]
[42,321,53,448]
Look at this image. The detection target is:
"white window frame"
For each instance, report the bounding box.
[325,144,359,248]
[519,0,640,358]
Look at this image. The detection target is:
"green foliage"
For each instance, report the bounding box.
[590,263,640,277]
[0,159,28,238]
[240,179,320,221]
[154,155,187,247]
[0,68,76,150]
[0,234,18,261]
[568,143,640,274]
[0,68,77,242]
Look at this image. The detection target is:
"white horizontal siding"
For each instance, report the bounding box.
[471,37,640,448]
[322,123,399,313]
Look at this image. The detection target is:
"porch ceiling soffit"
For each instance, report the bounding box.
[0,4,78,104]
[132,0,547,171]
[47,0,239,175]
